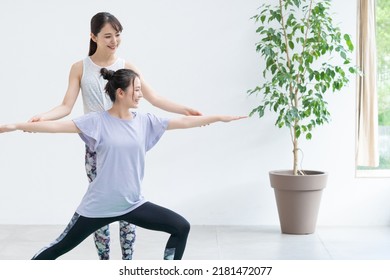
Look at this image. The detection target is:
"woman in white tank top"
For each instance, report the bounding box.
[29,12,202,260]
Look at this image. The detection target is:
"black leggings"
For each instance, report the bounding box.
[32,202,190,260]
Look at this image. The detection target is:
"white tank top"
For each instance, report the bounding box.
[80,57,125,114]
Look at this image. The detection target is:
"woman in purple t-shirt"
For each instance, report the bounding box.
[0,68,246,260]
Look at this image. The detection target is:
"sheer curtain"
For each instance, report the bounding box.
[356,0,379,167]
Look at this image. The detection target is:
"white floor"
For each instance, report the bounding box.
[1,224,390,260]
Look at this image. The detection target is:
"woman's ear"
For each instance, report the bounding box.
[90,32,97,43]
[117,88,125,98]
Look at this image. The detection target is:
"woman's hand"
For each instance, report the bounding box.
[28,114,45,122]
[184,107,203,116]
[219,115,248,122]
[0,124,17,133]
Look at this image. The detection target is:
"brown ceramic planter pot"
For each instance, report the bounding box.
[269,170,328,234]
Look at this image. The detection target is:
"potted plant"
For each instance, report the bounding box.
[248,0,357,234]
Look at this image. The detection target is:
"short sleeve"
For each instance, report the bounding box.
[73,112,101,152]
[144,113,169,151]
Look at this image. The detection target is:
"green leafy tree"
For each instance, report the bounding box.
[248,0,357,175]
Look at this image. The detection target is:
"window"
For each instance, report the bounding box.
[356,0,390,177]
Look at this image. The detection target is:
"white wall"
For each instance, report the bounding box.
[1,0,389,227]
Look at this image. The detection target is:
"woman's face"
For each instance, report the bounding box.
[124,77,143,108]
[92,23,122,54]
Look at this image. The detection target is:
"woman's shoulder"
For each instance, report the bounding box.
[137,112,168,126]
[136,111,154,119]
[69,60,84,75]
[124,60,141,75]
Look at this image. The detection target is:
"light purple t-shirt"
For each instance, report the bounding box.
[73,111,169,218]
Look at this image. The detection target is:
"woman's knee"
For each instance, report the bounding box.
[177,217,190,237]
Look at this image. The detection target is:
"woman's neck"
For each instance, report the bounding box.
[90,52,117,67]
[108,104,133,120]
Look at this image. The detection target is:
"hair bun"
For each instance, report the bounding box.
[100,68,115,80]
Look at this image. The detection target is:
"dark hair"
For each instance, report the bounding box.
[89,12,123,56]
[101,68,139,102]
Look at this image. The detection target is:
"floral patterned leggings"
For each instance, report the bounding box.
[85,146,136,260]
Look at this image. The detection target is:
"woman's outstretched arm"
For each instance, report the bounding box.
[28,61,83,122]
[0,120,80,134]
[167,115,247,130]
[125,61,202,116]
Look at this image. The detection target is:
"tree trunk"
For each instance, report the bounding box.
[293,137,299,175]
